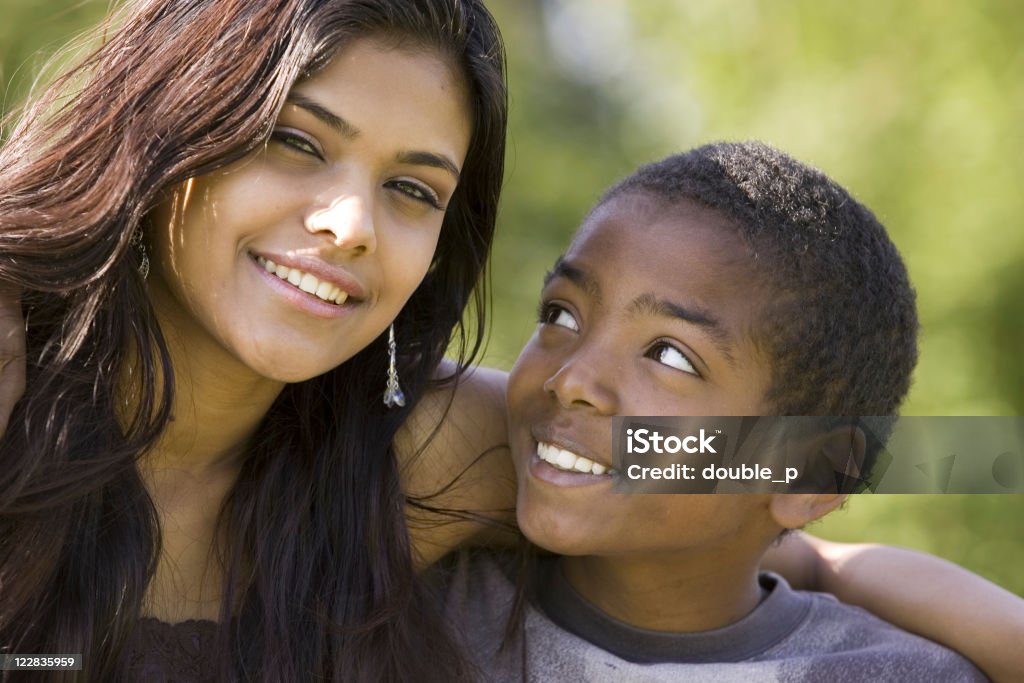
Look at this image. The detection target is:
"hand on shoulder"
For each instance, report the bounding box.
[396,360,518,570]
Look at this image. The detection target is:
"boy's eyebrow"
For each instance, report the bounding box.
[284,93,461,180]
[629,293,736,365]
[543,258,602,303]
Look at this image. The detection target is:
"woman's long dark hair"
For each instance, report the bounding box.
[0,0,506,680]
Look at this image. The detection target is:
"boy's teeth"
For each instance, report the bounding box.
[556,449,576,470]
[573,456,595,472]
[536,442,615,476]
[255,255,349,305]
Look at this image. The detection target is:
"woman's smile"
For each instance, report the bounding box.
[249,252,363,319]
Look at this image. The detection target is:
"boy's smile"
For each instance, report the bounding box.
[507,192,777,560]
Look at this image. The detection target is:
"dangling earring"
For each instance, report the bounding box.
[383,323,406,408]
[130,226,150,281]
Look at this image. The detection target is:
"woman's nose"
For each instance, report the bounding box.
[304,188,376,255]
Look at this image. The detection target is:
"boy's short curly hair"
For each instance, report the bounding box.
[601,141,918,418]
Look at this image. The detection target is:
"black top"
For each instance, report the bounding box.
[122,617,218,682]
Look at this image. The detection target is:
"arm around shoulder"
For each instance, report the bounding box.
[396,361,518,570]
[765,532,1024,682]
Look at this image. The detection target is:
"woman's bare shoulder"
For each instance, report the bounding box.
[396,360,517,570]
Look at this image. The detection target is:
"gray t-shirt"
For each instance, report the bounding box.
[436,552,987,682]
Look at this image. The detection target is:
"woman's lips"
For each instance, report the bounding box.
[249,254,362,320]
[254,254,352,305]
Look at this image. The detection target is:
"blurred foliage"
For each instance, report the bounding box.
[0,0,109,108]
[2,0,1021,595]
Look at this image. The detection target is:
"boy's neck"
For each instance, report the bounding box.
[559,547,765,633]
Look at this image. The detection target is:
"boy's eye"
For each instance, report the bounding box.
[647,342,698,376]
[270,130,322,159]
[387,179,443,210]
[539,302,579,331]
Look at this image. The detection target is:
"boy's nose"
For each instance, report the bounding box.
[543,352,619,415]
[304,185,377,255]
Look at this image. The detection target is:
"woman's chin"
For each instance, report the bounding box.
[240,353,341,385]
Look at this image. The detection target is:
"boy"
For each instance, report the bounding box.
[439,142,986,681]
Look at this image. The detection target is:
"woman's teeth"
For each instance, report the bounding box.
[255,255,349,305]
[537,442,615,476]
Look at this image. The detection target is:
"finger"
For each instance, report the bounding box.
[0,287,26,438]
[0,353,26,439]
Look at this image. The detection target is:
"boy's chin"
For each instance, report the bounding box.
[517,507,609,557]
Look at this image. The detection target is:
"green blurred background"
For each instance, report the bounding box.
[2,0,1021,595]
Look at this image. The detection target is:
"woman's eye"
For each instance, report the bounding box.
[648,342,698,376]
[389,180,442,210]
[539,303,579,331]
[270,130,322,159]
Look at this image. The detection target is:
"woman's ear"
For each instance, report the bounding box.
[769,493,848,529]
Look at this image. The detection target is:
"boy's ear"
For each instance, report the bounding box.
[769,423,863,528]
[768,493,848,529]
[789,422,868,493]
[818,423,867,485]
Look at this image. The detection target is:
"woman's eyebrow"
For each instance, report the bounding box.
[395,150,461,181]
[285,92,359,138]
[284,93,461,180]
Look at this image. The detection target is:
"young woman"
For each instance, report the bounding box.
[0,0,507,680]
[0,1,1021,682]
